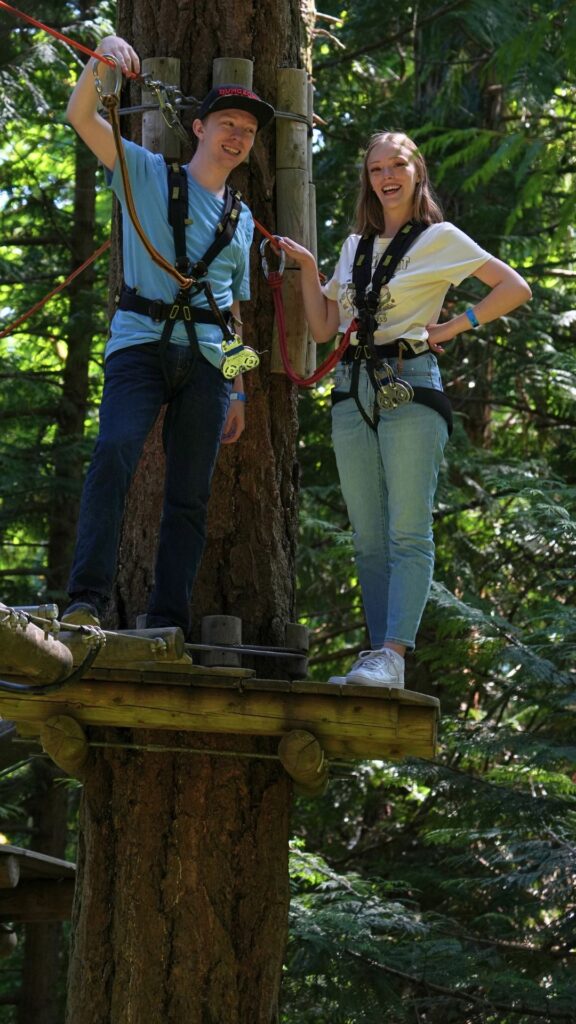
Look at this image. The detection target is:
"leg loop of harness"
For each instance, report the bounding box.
[332,349,453,434]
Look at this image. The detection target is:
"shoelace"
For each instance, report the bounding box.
[354,649,397,672]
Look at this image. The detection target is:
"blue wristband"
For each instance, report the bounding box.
[230,392,247,402]
[465,307,480,329]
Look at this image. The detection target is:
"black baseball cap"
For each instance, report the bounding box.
[197,84,275,130]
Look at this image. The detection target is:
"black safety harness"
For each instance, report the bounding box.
[332,221,453,434]
[116,162,258,386]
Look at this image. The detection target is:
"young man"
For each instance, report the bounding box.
[63,35,274,636]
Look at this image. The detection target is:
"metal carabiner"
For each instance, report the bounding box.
[93,53,123,104]
[259,236,286,280]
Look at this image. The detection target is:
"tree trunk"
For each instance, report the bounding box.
[17,760,70,1024]
[67,732,290,1024]
[66,3,313,1022]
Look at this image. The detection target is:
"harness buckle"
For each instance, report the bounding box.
[149,299,166,322]
[190,260,208,281]
[169,303,180,320]
[183,306,191,321]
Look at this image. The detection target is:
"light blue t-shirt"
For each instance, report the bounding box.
[107,140,254,366]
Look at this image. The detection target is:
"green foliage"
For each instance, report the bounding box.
[0,1,113,605]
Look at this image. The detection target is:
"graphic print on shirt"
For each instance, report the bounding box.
[340,254,412,326]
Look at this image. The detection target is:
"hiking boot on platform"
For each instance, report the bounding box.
[61,592,105,629]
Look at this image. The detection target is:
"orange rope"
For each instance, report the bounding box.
[104,95,194,290]
[0,240,111,340]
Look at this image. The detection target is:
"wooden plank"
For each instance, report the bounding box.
[0,845,75,880]
[87,664,256,685]
[0,680,439,759]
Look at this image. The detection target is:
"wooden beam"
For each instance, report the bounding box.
[60,626,185,667]
[278,729,329,796]
[41,715,89,778]
[0,879,74,922]
[0,603,73,683]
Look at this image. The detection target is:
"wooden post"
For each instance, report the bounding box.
[212,58,254,88]
[200,615,242,667]
[305,81,317,377]
[285,622,309,653]
[271,68,310,376]
[141,57,182,159]
[0,856,20,890]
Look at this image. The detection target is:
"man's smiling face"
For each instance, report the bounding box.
[194,108,258,168]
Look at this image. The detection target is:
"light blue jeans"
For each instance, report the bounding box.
[331,352,448,650]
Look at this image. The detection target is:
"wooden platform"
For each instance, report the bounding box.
[0,611,440,781]
[0,658,439,762]
[0,844,75,924]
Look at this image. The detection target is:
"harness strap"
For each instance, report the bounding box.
[116,287,231,326]
[353,221,426,353]
[341,338,429,363]
[331,374,453,435]
[167,162,190,274]
[166,163,242,281]
[120,162,244,391]
[354,221,425,304]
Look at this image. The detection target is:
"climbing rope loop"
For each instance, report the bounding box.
[259,237,351,388]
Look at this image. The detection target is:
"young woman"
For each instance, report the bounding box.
[278,131,531,687]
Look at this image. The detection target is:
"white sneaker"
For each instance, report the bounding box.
[330,648,405,688]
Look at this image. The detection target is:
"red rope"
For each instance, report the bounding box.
[0,1,137,75]
[0,240,111,341]
[267,272,351,387]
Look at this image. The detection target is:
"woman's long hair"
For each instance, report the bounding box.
[353,131,443,234]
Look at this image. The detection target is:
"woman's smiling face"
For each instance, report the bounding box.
[367,138,419,223]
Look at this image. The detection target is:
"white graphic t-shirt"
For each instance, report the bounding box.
[322,223,491,346]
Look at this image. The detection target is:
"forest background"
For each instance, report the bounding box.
[0,1,575,1022]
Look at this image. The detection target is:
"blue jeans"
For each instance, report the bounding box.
[68,342,230,633]
[331,353,448,650]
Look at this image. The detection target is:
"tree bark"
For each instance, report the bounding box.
[66,2,314,1022]
[67,731,290,1024]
